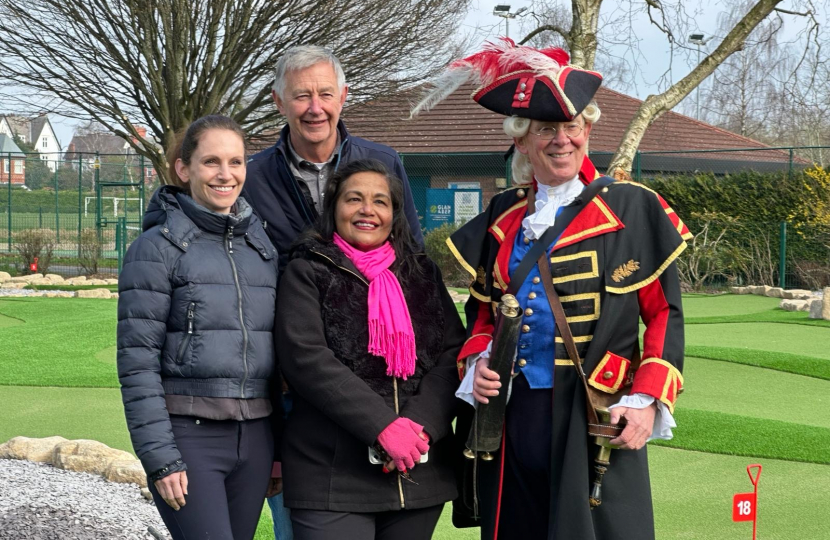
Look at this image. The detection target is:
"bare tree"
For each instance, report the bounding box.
[0,0,470,182]
[514,0,822,174]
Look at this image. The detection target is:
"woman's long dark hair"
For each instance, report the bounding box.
[311,158,424,276]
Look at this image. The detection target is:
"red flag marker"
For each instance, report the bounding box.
[732,464,762,540]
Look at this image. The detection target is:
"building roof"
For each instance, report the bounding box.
[64,133,129,158]
[343,83,801,170]
[0,133,25,156]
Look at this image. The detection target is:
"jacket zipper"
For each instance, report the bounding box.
[225,225,249,398]
[309,250,369,285]
[393,377,405,509]
[175,302,195,364]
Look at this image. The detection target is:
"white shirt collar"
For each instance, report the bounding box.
[521,176,584,241]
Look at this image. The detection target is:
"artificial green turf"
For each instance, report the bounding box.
[0,386,133,453]
[654,408,830,464]
[0,312,24,328]
[649,446,830,540]
[687,307,830,327]
[0,298,119,387]
[685,322,830,360]
[682,293,781,318]
[682,357,830,428]
[686,346,830,380]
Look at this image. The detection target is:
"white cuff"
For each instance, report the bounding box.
[455,341,492,407]
[608,393,676,441]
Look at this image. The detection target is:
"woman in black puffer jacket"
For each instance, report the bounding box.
[117,115,280,540]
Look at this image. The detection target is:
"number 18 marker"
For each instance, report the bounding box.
[732,464,762,540]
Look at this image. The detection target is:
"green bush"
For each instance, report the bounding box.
[424,222,472,287]
[13,228,56,274]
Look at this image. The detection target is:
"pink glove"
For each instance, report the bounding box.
[377,418,430,471]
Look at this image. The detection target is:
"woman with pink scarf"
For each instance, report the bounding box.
[274,159,466,540]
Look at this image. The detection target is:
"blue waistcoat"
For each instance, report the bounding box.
[509,222,559,389]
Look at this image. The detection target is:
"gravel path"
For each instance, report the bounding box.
[0,459,170,539]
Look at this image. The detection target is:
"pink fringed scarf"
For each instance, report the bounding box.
[333,233,417,379]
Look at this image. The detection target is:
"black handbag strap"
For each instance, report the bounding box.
[507,176,614,295]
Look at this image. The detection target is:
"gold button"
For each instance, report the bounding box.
[521,324,530,333]
[517,359,527,367]
[528,292,537,299]
[517,189,526,198]
[524,308,533,316]
[523,237,530,245]
[602,371,614,380]
[532,277,540,284]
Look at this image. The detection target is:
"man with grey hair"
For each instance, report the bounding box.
[242,45,424,540]
[244,45,423,273]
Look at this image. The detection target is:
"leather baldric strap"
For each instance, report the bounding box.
[537,254,601,428]
[506,176,614,296]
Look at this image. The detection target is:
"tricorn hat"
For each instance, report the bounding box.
[412,38,602,122]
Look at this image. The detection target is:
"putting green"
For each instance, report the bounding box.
[685,322,830,360]
[0,312,24,328]
[650,446,830,540]
[683,294,781,318]
[682,357,830,429]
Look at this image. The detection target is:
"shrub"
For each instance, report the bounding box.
[78,228,103,275]
[423,222,471,287]
[13,228,56,274]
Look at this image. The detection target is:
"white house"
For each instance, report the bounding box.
[0,114,62,172]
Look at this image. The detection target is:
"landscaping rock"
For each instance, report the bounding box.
[29,278,54,285]
[810,299,823,319]
[0,436,68,463]
[747,285,764,295]
[730,286,750,294]
[766,287,784,298]
[782,289,813,300]
[105,278,119,285]
[8,275,33,283]
[75,288,112,299]
[104,460,147,488]
[0,271,10,281]
[87,279,109,285]
[1,282,25,289]
[141,487,153,501]
[44,274,65,282]
[823,288,830,321]
[52,440,135,476]
[67,276,88,283]
[780,299,808,312]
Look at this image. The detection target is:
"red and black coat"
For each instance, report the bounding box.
[448,157,692,540]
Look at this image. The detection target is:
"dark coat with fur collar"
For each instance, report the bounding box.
[275,236,466,512]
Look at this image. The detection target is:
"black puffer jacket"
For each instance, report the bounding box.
[276,236,466,512]
[117,186,278,479]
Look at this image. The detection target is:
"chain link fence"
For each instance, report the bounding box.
[2,146,828,290]
[1,152,154,277]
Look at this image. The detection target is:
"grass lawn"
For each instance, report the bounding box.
[3,293,830,539]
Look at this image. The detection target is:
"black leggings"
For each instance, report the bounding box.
[148,416,274,540]
[290,504,444,540]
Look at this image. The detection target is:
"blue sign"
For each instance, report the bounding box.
[426,189,454,230]
[425,188,483,231]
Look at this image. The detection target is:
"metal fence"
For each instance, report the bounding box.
[1,152,154,277]
[1,146,828,289]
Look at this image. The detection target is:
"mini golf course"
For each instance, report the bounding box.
[1,294,828,539]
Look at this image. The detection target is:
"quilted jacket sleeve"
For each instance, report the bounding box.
[116,235,185,480]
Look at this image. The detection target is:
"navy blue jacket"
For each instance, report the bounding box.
[242,121,423,270]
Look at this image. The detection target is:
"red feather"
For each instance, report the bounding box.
[450,37,570,85]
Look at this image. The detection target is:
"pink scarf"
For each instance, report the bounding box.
[333,233,417,379]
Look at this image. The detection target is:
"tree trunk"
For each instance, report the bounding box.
[568,0,602,70]
[606,0,784,175]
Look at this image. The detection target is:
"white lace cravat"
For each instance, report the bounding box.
[522,176,584,241]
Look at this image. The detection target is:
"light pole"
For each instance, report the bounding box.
[689,33,710,119]
[493,4,528,39]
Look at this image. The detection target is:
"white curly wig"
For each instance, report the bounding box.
[507,100,602,184]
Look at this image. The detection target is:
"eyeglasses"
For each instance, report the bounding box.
[529,123,585,140]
